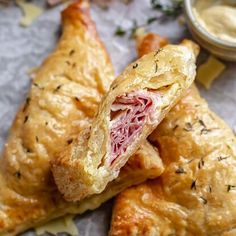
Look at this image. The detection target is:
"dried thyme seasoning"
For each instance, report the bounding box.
[15,171,21,179]
[198,158,204,169]
[191,180,197,190]
[199,196,207,205]
[53,84,63,92]
[184,122,193,132]
[175,166,186,174]
[227,185,235,192]
[23,97,31,112]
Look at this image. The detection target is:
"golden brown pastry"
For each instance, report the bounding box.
[109,35,236,236]
[136,33,169,58]
[52,38,199,202]
[0,1,164,234]
[69,140,164,214]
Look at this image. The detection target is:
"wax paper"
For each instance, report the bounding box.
[0,0,235,235]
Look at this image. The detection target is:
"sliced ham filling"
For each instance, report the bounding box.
[110,91,158,164]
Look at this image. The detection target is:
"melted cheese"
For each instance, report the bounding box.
[196,55,225,89]
[35,215,78,236]
[16,0,43,27]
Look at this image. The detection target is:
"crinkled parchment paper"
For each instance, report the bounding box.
[0,0,235,235]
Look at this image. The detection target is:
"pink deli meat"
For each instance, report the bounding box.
[110,91,158,164]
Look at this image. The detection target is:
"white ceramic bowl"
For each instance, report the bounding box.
[184,0,236,61]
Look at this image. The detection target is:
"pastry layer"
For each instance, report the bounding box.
[0,2,164,234]
[52,39,199,202]
[109,33,236,236]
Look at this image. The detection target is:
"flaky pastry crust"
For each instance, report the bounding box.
[0,1,163,234]
[52,37,199,202]
[110,45,236,236]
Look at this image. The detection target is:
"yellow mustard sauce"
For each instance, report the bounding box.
[193,0,236,44]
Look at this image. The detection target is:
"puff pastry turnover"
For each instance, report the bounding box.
[109,35,236,236]
[52,37,199,202]
[0,1,163,234]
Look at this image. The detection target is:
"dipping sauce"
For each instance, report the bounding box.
[193,0,236,44]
